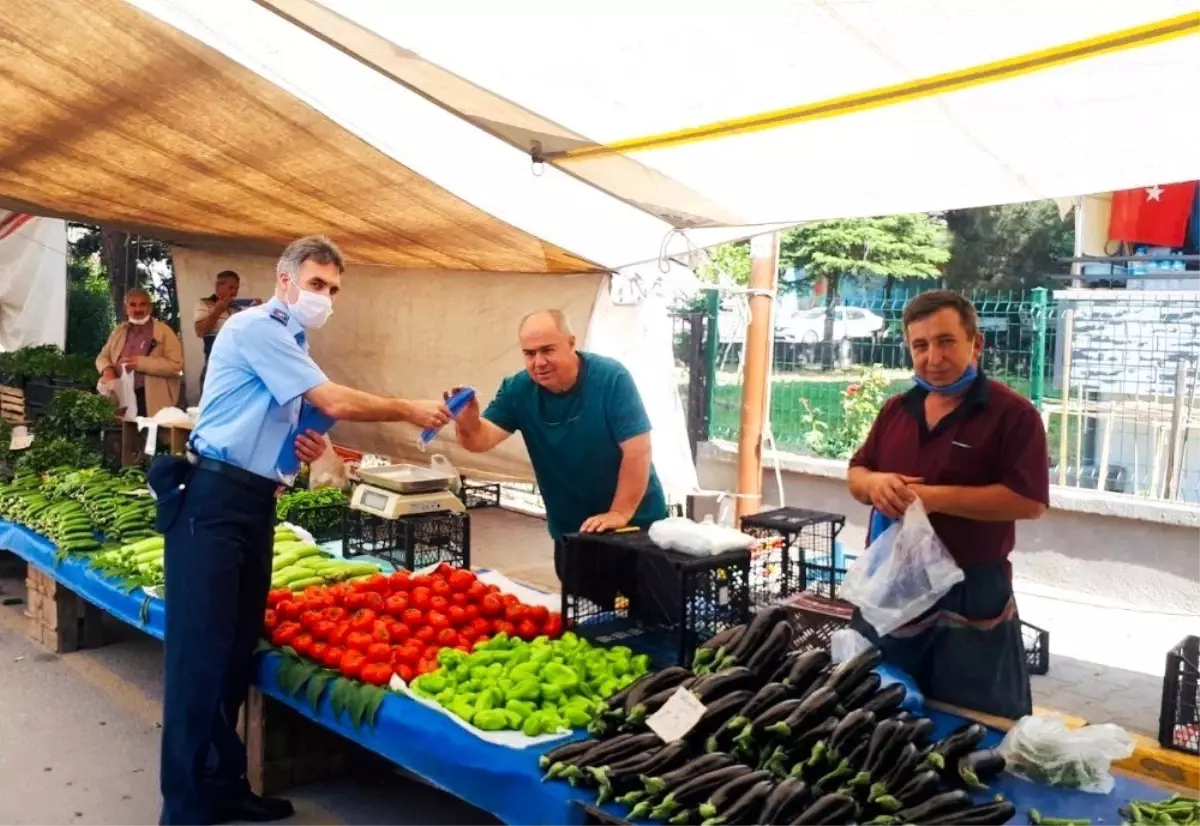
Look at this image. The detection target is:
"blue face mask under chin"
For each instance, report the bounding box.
[913,363,978,394]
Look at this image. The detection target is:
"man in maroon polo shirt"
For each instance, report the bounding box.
[847,290,1050,719]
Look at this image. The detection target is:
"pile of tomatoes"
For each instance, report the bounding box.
[262,563,563,686]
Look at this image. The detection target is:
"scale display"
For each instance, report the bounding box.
[350,483,465,519]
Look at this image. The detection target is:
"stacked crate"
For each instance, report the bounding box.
[24,566,104,653]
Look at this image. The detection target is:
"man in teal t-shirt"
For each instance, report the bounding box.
[447,308,668,583]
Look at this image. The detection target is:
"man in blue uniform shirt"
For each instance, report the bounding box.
[447,309,668,584]
[155,236,450,825]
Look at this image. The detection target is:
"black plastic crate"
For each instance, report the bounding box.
[1022,620,1050,676]
[282,503,347,544]
[560,530,752,668]
[1159,635,1200,755]
[739,507,847,607]
[459,478,500,510]
[343,509,470,572]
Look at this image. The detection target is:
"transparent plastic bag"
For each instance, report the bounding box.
[648,516,756,557]
[830,628,874,664]
[999,714,1134,794]
[839,498,964,637]
[97,366,138,422]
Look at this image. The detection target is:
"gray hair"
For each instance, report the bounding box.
[277,235,345,277]
[124,288,152,303]
[519,308,573,337]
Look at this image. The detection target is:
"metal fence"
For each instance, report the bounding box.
[672,287,1200,504]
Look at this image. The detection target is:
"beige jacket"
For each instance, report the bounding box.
[96,319,184,416]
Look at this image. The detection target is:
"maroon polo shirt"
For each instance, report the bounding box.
[850,372,1050,570]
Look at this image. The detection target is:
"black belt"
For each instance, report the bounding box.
[190,456,279,497]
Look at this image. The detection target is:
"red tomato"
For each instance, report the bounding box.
[465,581,488,601]
[329,583,352,603]
[266,589,292,609]
[402,608,424,627]
[447,606,467,627]
[344,592,367,611]
[395,664,415,684]
[423,645,441,662]
[345,631,373,652]
[464,604,481,622]
[323,645,347,669]
[410,587,432,611]
[299,609,322,631]
[365,573,391,594]
[389,570,413,592]
[313,620,337,641]
[429,596,450,613]
[459,626,479,643]
[365,642,392,663]
[371,622,391,644]
[427,610,450,631]
[387,621,410,643]
[416,659,436,676]
[435,627,459,647]
[277,600,302,621]
[450,592,468,608]
[310,641,328,662]
[291,632,314,658]
[448,569,476,593]
[454,644,471,653]
[504,603,527,624]
[430,579,452,598]
[501,594,520,608]
[329,621,350,647]
[471,618,491,636]
[352,579,375,593]
[271,622,300,647]
[486,584,501,594]
[414,625,436,644]
[435,562,455,578]
[480,595,503,617]
[349,609,376,631]
[542,612,563,639]
[528,604,550,625]
[411,575,435,589]
[262,609,279,633]
[322,606,346,622]
[385,595,408,616]
[493,620,517,637]
[360,662,393,686]
[364,592,385,612]
[391,645,420,667]
[303,585,332,606]
[340,650,367,680]
[516,619,540,641]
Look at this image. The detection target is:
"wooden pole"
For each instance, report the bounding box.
[735,233,778,523]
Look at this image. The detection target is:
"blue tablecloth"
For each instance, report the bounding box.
[1,518,1178,826]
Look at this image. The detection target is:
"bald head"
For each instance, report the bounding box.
[518,309,579,393]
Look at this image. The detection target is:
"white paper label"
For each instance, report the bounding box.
[646,687,707,742]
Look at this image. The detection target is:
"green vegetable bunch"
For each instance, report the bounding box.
[39,390,118,442]
[275,487,347,536]
[0,345,94,385]
[14,437,102,475]
[411,632,650,736]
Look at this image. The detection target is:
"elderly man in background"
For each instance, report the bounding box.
[96,288,184,417]
[194,269,259,389]
[448,309,668,587]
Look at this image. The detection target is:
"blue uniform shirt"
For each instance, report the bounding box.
[191,298,328,480]
[483,352,668,539]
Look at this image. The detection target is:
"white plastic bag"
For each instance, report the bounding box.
[649,516,756,557]
[98,366,138,422]
[308,436,349,490]
[830,628,874,664]
[999,714,1134,794]
[839,499,964,637]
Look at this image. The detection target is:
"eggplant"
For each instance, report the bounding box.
[921,800,1016,825]
[927,722,987,771]
[850,718,906,788]
[692,667,759,705]
[624,666,694,713]
[795,669,831,704]
[710,682,791,752]
[728,604,790,663]
[874,766,941,812]
[625,677,700,726]
[825,646,883,697]
[704,778,773,825]
[643,752,737,795]
[695,624,747,672]
[761,717,837,778]
[539,738,595,770]
[699,624,746,651]
[861,682,907,717]
[840,671,883,712]
[892,789,973,824]
[544,733,638,778]
[828,709,876,758]
[759,776,810,825]
[687,690,754,746]
[735,697,805,751]
[812,739,868,795]
[745,620,795,676]
[955,749,1006,790]
[696,769,772,821]
[871,742,920,800]
[560,732,663,782]
[902,717,937,748]
[603,671,656,713]
[764,687,840,740]
[791,793,858,825]
[649,765,754,820]
[783,649,832,691]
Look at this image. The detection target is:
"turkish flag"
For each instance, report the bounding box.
[1108,181,1198,248]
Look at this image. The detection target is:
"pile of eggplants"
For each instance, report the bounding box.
[542,608,1014,825]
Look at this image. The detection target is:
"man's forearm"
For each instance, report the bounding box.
[915,484,1046,521]
[609,449,651,519]
[195,306,224,337]
[307,383,415,423]
[846,466,874,506]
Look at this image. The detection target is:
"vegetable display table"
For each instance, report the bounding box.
[0,517,1187,826]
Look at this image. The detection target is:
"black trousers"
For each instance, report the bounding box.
[850,560,1033,720]
[159,467,275,825]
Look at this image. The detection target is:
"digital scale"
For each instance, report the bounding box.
[349,463,465,519]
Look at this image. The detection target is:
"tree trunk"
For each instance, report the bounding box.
[884,274,895,300]
[101,227,133,321]
[821,273,839,371]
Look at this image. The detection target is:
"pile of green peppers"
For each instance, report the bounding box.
[411,631,652,736]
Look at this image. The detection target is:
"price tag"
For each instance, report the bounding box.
[646,686,707,742]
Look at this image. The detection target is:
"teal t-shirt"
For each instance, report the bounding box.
[483,352,668,539]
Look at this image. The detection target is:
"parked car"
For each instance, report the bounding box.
[776,306,885,343]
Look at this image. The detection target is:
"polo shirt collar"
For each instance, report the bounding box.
[902,366,990,419]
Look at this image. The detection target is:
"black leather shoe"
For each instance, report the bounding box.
[213,792,294,824]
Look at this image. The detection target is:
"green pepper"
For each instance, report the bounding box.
[505,699,537,719]
[449,700,476,724]
[506,677,541,703]
[564,695,594,712]
[541,699,559,712]
[435,687,457,706]
[452,663,470,682]
[437,648,466,668]
[418,672,447,695]
[596,678,620,698]
[541,711,565,733]
[503,709,524,729]
[476,690,496,711]
[487,632,511,650]
[473,709,508,731]
[541,662,580,691]
[609,658,629,677]
[531,635,551,647]
[542,683,564,703]
[498,677,515,694]
[562,705,590,728]
[522,711,545,737]
[610,646,633,659]
[558,632,580,650]
[469,666,490,682]
[631,654,650,674]
[509,661,540,681]
[576,680,596,699]
[487,662,505,677]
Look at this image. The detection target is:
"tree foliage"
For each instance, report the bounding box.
[942,200,1073,291]
[68,224,179,331]
[696,240,751,286]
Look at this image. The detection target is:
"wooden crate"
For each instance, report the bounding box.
[240,687,352,796]
[24,567,105,653]
[0,385,26,425]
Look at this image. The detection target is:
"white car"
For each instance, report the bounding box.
[776,306,885,343]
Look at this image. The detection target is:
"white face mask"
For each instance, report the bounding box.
[127,315,151,326]
[287,286,333,329]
